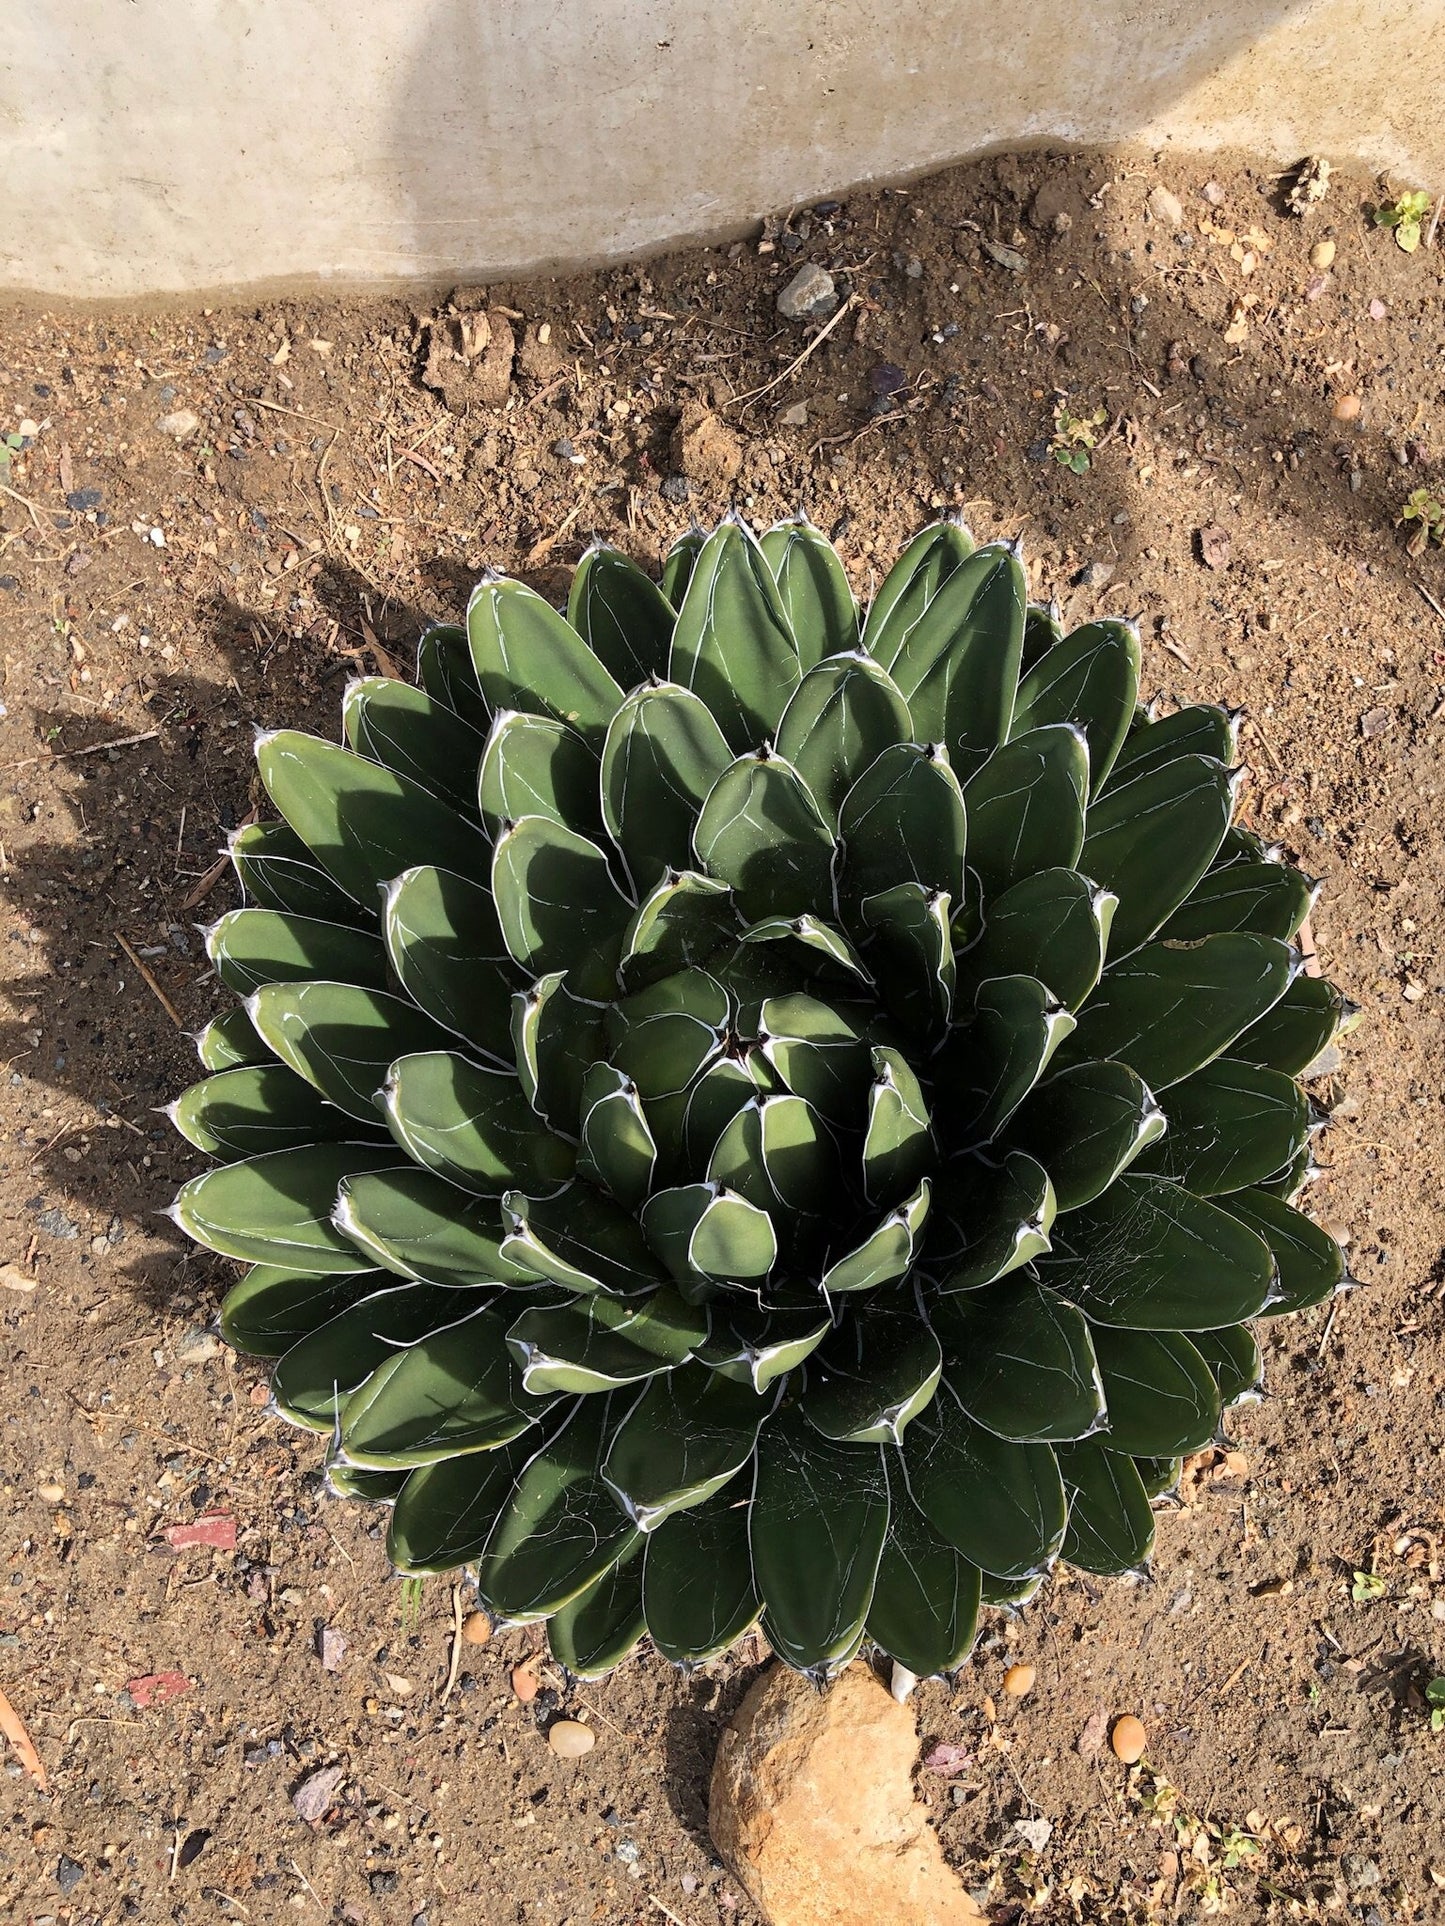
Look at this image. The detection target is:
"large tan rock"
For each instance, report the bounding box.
[710,1662,983,1926]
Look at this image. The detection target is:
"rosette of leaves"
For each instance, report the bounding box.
[170,516,1352,1683]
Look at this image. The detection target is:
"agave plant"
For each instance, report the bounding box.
[170,516,1351,1682]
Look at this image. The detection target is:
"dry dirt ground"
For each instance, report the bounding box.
[1,145,1444,1926]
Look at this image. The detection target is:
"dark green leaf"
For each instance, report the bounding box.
[1011,618,1141,791]
[171,1063,363,1158]
[958,868,1114,1011]
[607,967,728,1101]
[1079,754,1235,956]
[755,992,874,1124]
[1231,972,1349,1076]
[602,1367,773,1529]
[576,1063,657,1209]
[547,1541,647,1678]
[669,520,801,750]
[388,1427,545,1576]
[1133,1057,1308,1194]
[340,1304,537,1465]
[862,1046,934,1207]
[935,1280,1104,1442]
[194,1005,270,1072]
[272,1282,474,1429]
[417,621,491,733]
[1132,1455,1182,1500]
[751,1405,889,1677]
[256,729,489,908]
[342,675,485,818]
[930,1151,1055,1289]
[250,979,450,1123]
[640,1182,777,1291]
[861,519,975,665]
[566,543,676,687]
[1020,599,1063,674]
[940,975,1076,1145]
[491,815,631,994]
[960,725,1087,897]
[739,912,870,985]
[1160,860,1315,942]
[904,1390,1066,1580]
[700,1297,834,1389]
[506,1286,705,1395]
[219,1265,384,1357]
[821,1177,932,1293]
[1187,1323,1263,1405]
[1004,1059,1164,1211]
[511,972,603,1134]
[1056,1439,1155,1575]
[659,527,706,608]
[1106,703,1235,789]
[1090,1326,1221,1456]
[838,742,967,905]
[619,869,739,991]
[206,907,387,998]
[500,1182,669,1299]
[230,820,373,927]
[1063,934,1296,1089]
[642,1486,760,1664]
[478,709,601,840]
[708,1093,839,1223]
[865,1481,981,1676]
[478,1396,639,1619]
[803,1304,943,1445]
[382,865,519,1064]
[173,1142,401,1271]
[1040,1174,1275,1328]
[694,753,835,920]
[467,577,624,750]
[775,654,911,828]
[1217,1188,1344,1315]
[600,683,732,893]
[383,1051,576,1195]
[335,1165,539,1287]
[760,517,860,666]
[860,883,956,1039]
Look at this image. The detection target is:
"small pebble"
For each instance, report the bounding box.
[776,263,838,322]
[511,1659,541,1703]
[1003,1663,1036,1697]
[1332,394,1362,421]
[1111,1714,1147,1763]
[1310,239,1336,270]
[461,1610,492,1646]
[777,400,808,427]
[547,1719,596,1759]
[1146,184,1184,227]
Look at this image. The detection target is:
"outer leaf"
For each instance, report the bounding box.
[388,1427,545,1576]
[173,1142,400,1271]
[659,526,706,608]
[1217,1188,1344,1315]
[935,1280,1104,1442]
[693,753,835,920]
[1188,1323,1264,1404]
[774,653,911,828]
[701,1297,834,1391]
[171,1064,362,1158]
[342,676,485,818]
[1056,1439,1156,1575]
[335,1165,539,1287]
[1079,754,1235,956]
[256,729,489,908]
[1011,618,1141,791]
[547,1541,647,1678]
[194,1005,270,1072]
[339,1304,537,1466]
[602,1367,773,1529]
[382,866,519,1064]
[417,621,491,733]
[861,520,975,664]
[865,1482,982,1677]
[1005,1059,1165,1211]
[491,815,632,994]
[868,541,1025,774]
[229,820,372,927]
[250,979,450,1124]
[751,1405,889,1678]
[804,1308,942,1445]
[383,1051,577,1195]
[206,908,387,998]
[467,577,624,749]
[600,683,733,893]
[1089,1326,1221,1456]
[272,1283,474,1429]
[1231,972,1350,1076]
[838,742,966,905]
[960,725,1088,897]
[643,1486,761,1664]
[1107,703,1235,789]
[566,543,675,687]
[1041,1174,1276,1329]
[1132,1057,1308,1195]
[1159,859,1315,943]
[959,868,1114,1012]
[904,1389,1067,1580]
[478,709,601,839]
[669,520,802,749]
[478,1397,639,1620]
[760,517,859,666]
[1020,599,1063,674]
[219,1265,384,1358]
[1063,934,1296,1089]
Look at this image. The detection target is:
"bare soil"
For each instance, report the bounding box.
[2,144,1444,1926]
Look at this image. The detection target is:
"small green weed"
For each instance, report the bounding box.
[1050,403,1107,475]
[1426,1676,1445,1735]
[1374,189,1434,253]
[1401,486,1445,557]
[1351,1569,1387,1603]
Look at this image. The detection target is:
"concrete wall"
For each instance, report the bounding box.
[3,0,1443,301]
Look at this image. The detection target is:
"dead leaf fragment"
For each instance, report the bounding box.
[922,1740,972,1775]
[981,240,1027,272]
[1198,525,1232,571]
[1076,1707,1109,1758]
[0,1262,37,1294]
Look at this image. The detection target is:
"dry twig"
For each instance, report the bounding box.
[728,294,858,413]
[3,727,158,771]
[115,932,185,1028]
